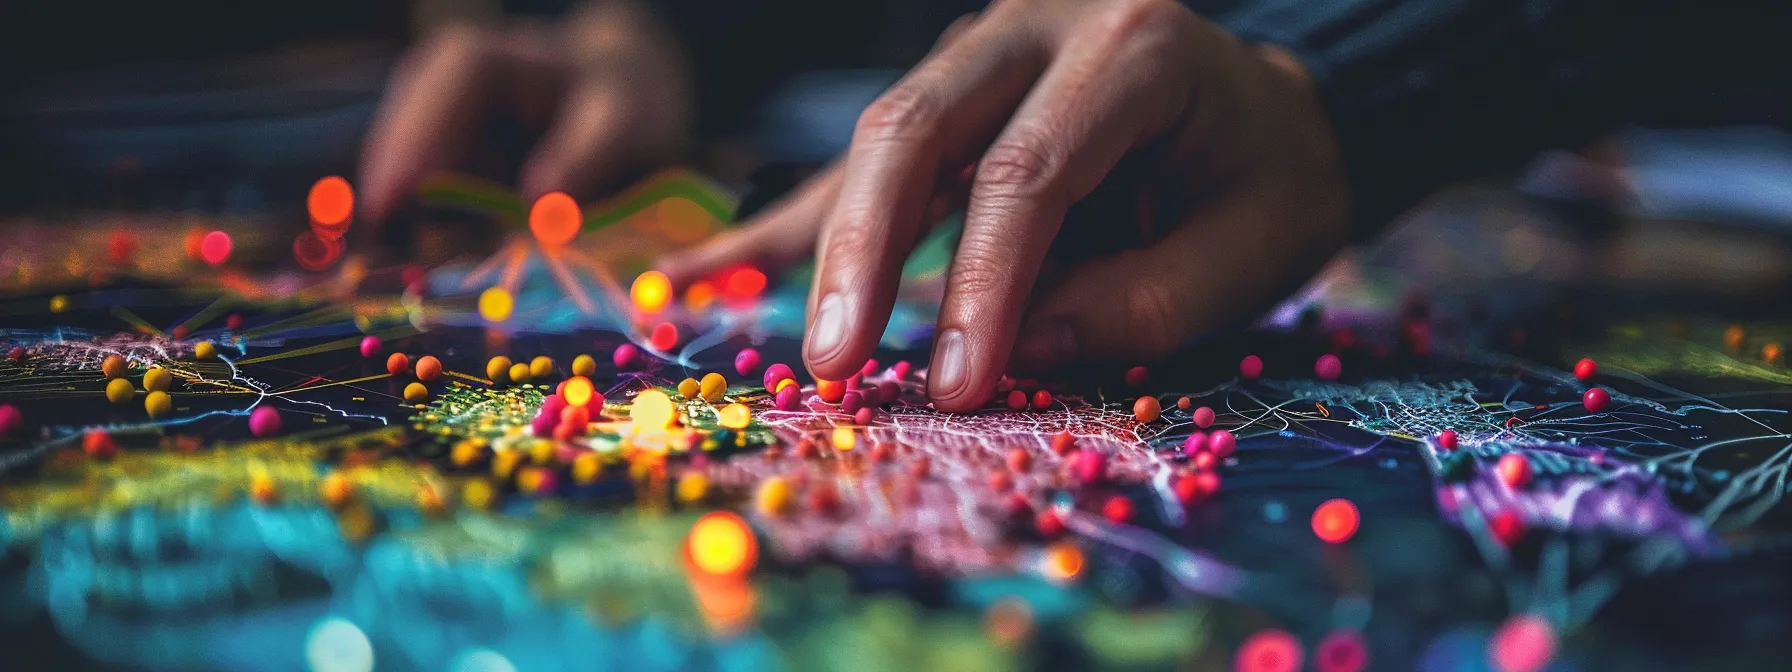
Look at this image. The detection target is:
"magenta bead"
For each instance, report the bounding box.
[1438,429,1458,451]
[0,403,22,437]
[1583,387,1611,413]
[859,358,881,378]
[1239,354,1263,380]
[891,360,912,380]
[1182,432,1209,457]
[540,394,568,420]
[841,390,865,415]
[248,406,282,437]
[1072,448,1107,484]
[612,343,640,370]
[774,385,801,411]
[763,363,796,390]
[1209,429,1236,457]
[1192,406,1215,428]
[876,380,901,407]
[734,348,762,376]
[1315,353,1342,381]
[359,336,382,359]
[532,414,558,438]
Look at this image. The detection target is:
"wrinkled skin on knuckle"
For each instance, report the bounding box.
[853,86,942,146]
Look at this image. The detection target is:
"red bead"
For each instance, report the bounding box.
[1496,453,1532,488]
[1315,353,1343,381]
[853,407,873,425]
[1490,509,1527,546]
[794,439,816,459]
[816,379,846,403]
[1583,387,1610,413]
[1173,473,1204,504]
[613,343,640,370]
[733,348,762,376]
[1030,389,1053,410]
[1314,630,1369,672]
[1006,389,1027,410]
[1124,366,1150,387]
[82,430,118,460]
[1193,471,1221,497]
[1192,406,1215,428]
[1051,431,1077,456]
[1573,357,1598,381]
[1007,448,1032,472]
[6,346,25,361]
[1239,355,1264,380]
[1437,430,1458,451]
[1035,510,1065,538]
[1102,496,1135,524]
[1192,450,1218,471]
[988,470,1013,492]
[649,322,679,351]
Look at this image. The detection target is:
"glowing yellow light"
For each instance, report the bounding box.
[1042,542,1085,582]
[49,294,69,313]
[717,403,752,430]
[479,287,514,322]
[684,281,716,312]
[676,472,710,503]
[563,376,595,408]
[756,477,792,516]
[631,271,672,314]
[631,389,676,430]
[688,511,756,576]
[573,452,603,485]
[832,425,857,451]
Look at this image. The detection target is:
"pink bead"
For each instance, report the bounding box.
[532,413,558,438]
[1072,448,1107,484]
[0,403,22,437]
[1239,354,1264,380]
[1192,406,1215,428]
[1437,429,1458,451]
[1315,353,1342,381]
[763,363,796,390]
[841,390,865,415]
[359,336,382,358]
[733,348,762,376]
[853,407,873,425]
[612,343,640,370]
[891,360,911,380]
[540,394,568,420]
[774,385,801,411]
[1182,432,1209,457]
[1583,387,1610,413]
[248,406,282,437]
[1209,429,1236,457]
[859,358,881,377]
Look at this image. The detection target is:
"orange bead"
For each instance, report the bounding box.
[414,355,443,382]
[1132,396,1162,423]
[387,352,411,376]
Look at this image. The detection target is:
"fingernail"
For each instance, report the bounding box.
[806,293,849,363]
[930,328,968,399]
[1013,320,1076,372]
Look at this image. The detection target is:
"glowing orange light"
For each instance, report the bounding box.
[687,511,757,576]
[563,376,595,408]
[307,176,355,232]
[684,281,716,312]
[649,322,678,351]
[632,271,672,314]
[529,191,582,247]
[1041,542,1084,582]
[724,266,767,297]
[293,231,345,271]
[1312,498,1360,544]
[718,403,752,430]
[200,231,233,266]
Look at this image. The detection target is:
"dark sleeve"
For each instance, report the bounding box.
[1215,0,1792,240]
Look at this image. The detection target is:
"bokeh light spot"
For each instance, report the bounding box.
[529,191,582,247]
[308,176,355,233]
[631,389,675,430]
[563,376,595,408]
[632,270,672,314]
[1489,614,1556,672]
[688,511,757,576]
[478,287,514,322]
[718,403,752,430]
[293,231,345,271]
[1235,629,1303,672]
[649,322,678,351]
[304,617,374,672]
[1041,542,1084,583]
[725,265,767,298]
[684,281,716,312]
[200,231,233,266]
[1312,498,1360,544]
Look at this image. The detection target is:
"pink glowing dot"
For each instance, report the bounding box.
[248,406,282,438]
[1193,406,1216,428]
[1235,629,1303,672]
[1314,629,1368,672]
[1240,354,1264,380]
[359,336,382,358]
[1489,614,1556,672]
[1315,353,1342,381]
[0,404,22,437]
[200,231,232,266]
[613,343,641,370]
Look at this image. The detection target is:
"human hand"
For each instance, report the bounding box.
[662,0,1351,411]
[358,1,691,226]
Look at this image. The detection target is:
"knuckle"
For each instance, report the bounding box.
[854,86,941,144]
[975,140,1060,195]
[819,215,883,267]
[948,235,1016,299]
[426,23,494,59]
[1093,0,1197,47]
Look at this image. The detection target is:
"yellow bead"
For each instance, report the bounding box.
[676,472,709,504]
[194,341,217,360]
[718,403,752,430]
[756,477,792,516]
[142,366,172,392]
[631,389,676,430]
[573,452,603,485]
[530,439,556,465]
[530,356,554,379]
[463,479,498,510]
[774,378,797,393]
[699,372,727,402]
[486,356,513,383]
[508,363,532,385]
[492,450,523,479]
[451,439,488,467]
[403,382,429,404]
[101,354,127,379]
[571,354,597,377]
[478,286,514,322]
[105,377,136,405]
[144,391,173,418]
[677,378,700,398]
